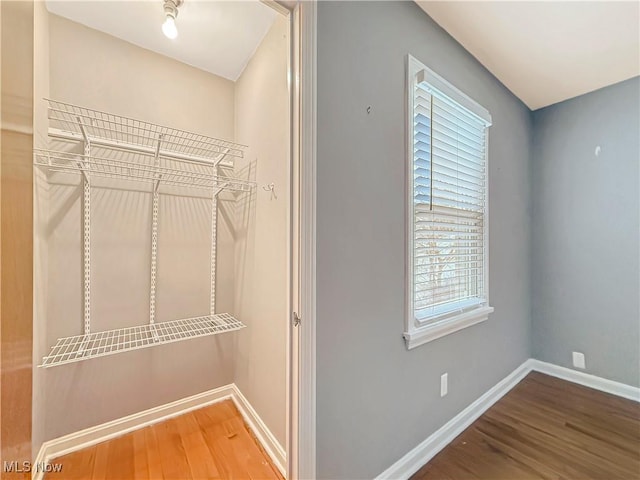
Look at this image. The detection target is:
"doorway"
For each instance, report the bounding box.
[26,0,314,478]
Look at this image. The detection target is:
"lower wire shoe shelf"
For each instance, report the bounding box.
[40,313,246,368]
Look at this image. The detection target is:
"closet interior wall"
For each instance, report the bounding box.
[233,14,290,449]
[32,8,290,456]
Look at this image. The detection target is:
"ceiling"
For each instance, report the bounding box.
[417,1,640,110]
[46,0,278,81]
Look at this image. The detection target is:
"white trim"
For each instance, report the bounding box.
[32,442,49,480]
[34,384,234,470]
[230,385,287,476]
[264,1,298,477]
[415,67,492,126]
[288,4,301,479]
[404,306,494,349]
[375,358,640,480]
[286,3,297,479]
[298,1,317,479]
[529,359,640,403]
[32,384,285,480]
[376,361,531,480]
[405,54,415,350]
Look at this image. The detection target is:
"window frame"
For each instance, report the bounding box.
[404,54,494,350]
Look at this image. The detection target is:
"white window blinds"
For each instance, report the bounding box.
[412,70,491,323]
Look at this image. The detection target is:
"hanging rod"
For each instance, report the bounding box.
[34,149,255,194]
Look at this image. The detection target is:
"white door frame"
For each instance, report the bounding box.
[270,1,316,478]
[294,2,317,479]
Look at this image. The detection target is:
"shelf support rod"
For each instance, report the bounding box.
[77,116,89,142]
[149,135,163,339]
[213,148,230,168]
[153,135,163,193]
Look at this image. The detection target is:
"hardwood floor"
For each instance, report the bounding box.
[412,372,640,480]
[44,399,283,480]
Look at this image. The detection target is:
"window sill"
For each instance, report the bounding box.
[404,305,494,350]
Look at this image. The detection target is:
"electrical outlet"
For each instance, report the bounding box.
[440,373,448,397]
[572,351,586,369]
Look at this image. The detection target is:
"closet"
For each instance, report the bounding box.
[32,0,290,475]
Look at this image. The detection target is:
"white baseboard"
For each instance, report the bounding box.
[375,361,532,480]
[230,385,286,476]
[376,357,639,480]
[33,383,285,480]
[528,359,640,402]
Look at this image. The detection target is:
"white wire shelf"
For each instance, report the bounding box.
[40,313,246,368]
[47,99,246,163]
[34,149,254,193]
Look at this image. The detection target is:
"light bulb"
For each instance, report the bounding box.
[162,15,178,39]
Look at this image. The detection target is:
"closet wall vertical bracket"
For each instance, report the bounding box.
[79,118,92,356]
[149,135,163,342]
[209,148,230,317]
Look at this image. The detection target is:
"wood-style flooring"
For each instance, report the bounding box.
[412,372,640,480]
[44,399,283,480]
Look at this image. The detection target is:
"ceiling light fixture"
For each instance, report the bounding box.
[162,0,183,40]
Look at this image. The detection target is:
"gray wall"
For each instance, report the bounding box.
[316,2,532,478]
[532,77,640,387]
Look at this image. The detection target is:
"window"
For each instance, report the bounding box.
[404,55,494,349]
